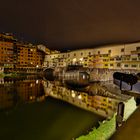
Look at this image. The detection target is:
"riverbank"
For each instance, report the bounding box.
[0,72,18,78]
[76,115,116,140]
[0,72,43,78]
[76,97,137,140]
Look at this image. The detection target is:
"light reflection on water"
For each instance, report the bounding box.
[0,76,44,111]
[0,76,107,140]
[0,76,134,140]
[43,80,121,118]
[0,76,121,118]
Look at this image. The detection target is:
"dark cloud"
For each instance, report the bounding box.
[1,0,140,50]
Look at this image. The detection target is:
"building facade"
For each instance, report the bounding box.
[44,42,140,70]
[16,43,44,69]
[0,33,46,73]
[0,40,14,69]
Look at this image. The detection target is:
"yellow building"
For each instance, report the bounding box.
[44,42,140,70]
[0,33,45,72]
[0,41,14,68]
[16,43,44,70]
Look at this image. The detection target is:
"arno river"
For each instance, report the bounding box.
[0,75,124,140]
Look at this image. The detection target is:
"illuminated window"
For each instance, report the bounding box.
[103,54,108,57]
[83,75,86,79]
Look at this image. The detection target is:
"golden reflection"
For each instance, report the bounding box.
[78,95,82,99]
[0,77,45,111]
[72,92,76,98]
[0,76,129,119]
[43,80,121,118]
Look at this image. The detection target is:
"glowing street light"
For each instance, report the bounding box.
[72,93,76,98]
[78,95,82,99]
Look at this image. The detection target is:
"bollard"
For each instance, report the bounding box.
[116,102,125,129]
[135,97,140,106]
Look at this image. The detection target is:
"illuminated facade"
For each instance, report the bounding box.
[0,41,14,68]
[44,42,140,70]
[0,33,46,72]
[37,44,51,54]
[16,43,44,69]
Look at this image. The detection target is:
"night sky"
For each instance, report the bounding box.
[1,0,140,50]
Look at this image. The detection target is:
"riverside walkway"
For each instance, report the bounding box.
[111,106,140,140]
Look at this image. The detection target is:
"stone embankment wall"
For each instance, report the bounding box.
[88,68,139,82]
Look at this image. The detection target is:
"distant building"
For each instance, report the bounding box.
[0,33,17,42]
[37,44,50,54]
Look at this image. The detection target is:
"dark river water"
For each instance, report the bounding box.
[0,75,119,140]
